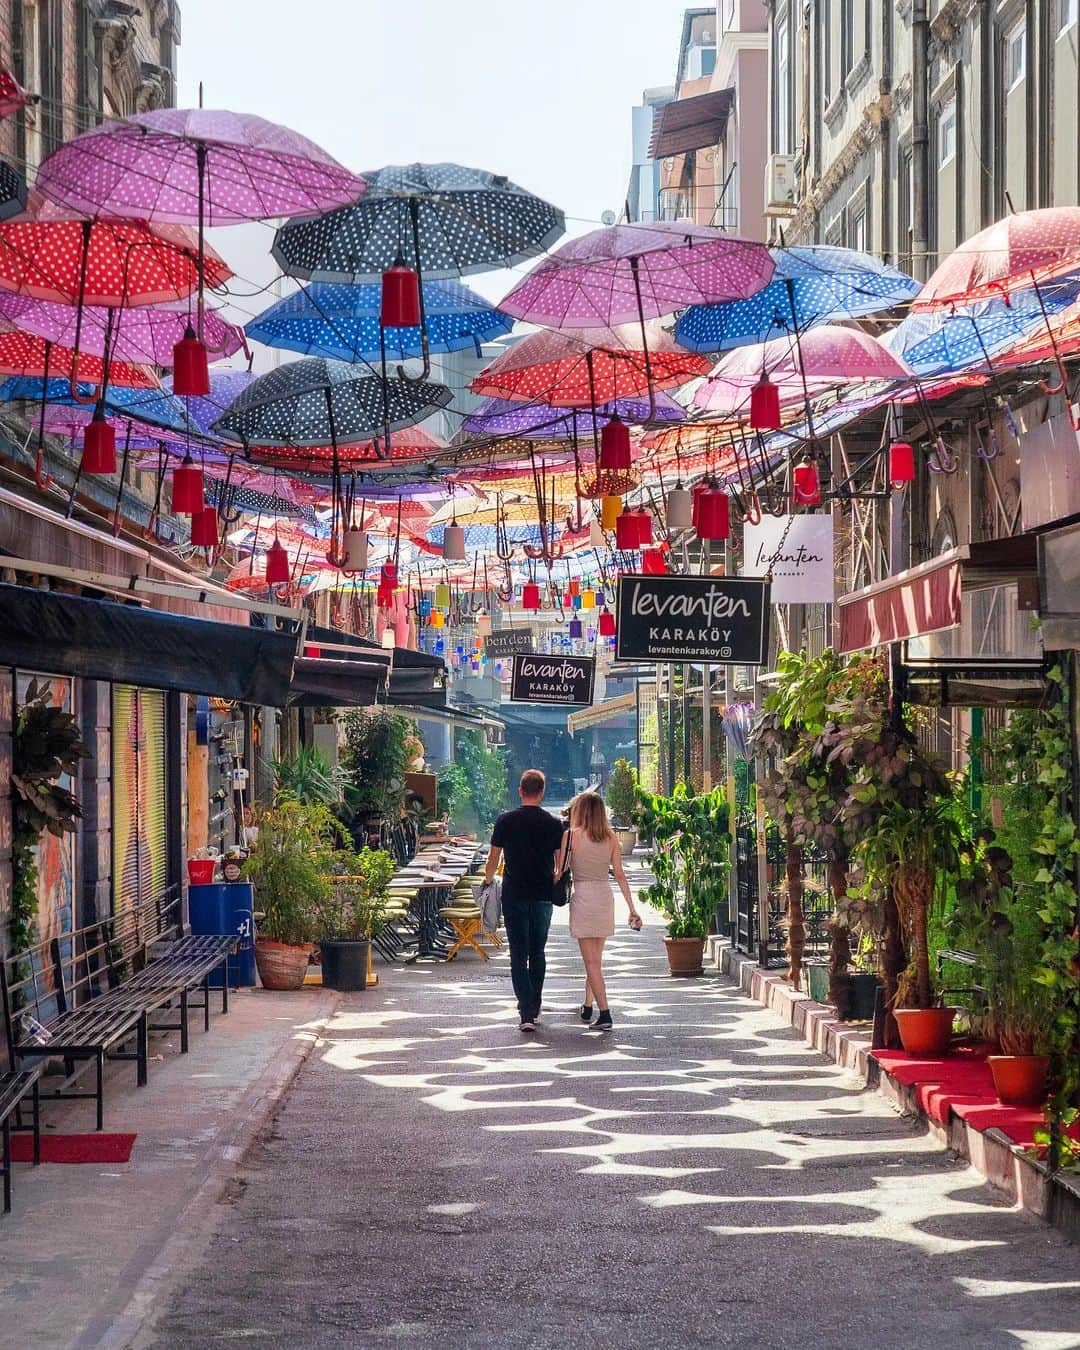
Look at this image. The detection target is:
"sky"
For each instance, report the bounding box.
[176,0,700,335]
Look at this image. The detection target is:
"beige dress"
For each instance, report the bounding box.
[568,829,617,939]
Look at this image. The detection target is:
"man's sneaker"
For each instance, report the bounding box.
[592,1010,613,1032]
[531,1008,542,1024]
[519,1018,535,1032]
[580,1003,594,1023]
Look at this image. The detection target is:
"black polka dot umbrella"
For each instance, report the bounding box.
[0,159,26,223]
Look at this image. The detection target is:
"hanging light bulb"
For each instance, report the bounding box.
[696,488,731,541]
[615,511,640,551]
[750,370,782,431]
[636,512,654,546]
[190,505,218,548]
[888,439,916,486]
[598,610,616,637]
[522,581,541,610]
[81,408,116,475]
[264,538,290,585]
[442,523,466,561]
[793,460,822,506]
[171,455,204,514]
[691,480,710,529]
[666,485,693,529]
[601,494,622,530]
[380,254,421,328]
[171,324,210,397]
[599,415,632,471]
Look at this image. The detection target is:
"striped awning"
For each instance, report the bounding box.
[567,691,637,735]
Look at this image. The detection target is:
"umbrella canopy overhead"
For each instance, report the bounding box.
[0,377,191,431]
[211,357,452,448]
[674,245,920,353]
[249,426,449,474]
[162,368,259,435]
[0,293,244,366]
[0,68,34,121]
[705,324,913,386]
[500,221,774,328]
[0,331,157,387]
[245,278,511,363]
[461,392,685,437]
[36,108,365,225]
[914,207,1080,309]
[470,322,709,407]
[272,161,564,282]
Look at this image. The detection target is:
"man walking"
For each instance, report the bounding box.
[483,769,565,1032]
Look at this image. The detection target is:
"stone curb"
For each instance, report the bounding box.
[706,936,1080,1242]
[85,988,342,1350]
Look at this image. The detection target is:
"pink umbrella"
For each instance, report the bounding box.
[0,67,34,120]
[0,293,245,367]
[698,324,911,391]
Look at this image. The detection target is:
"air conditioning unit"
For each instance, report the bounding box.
[765,153,798,215]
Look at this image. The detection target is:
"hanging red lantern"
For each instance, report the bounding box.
[264,539,290,585]
[522,581,541,610]
[793,461,822,506]
[615,511,640,550]
[172,324,211,397]
[696,488,730,541]
[567,578,581,598]
[691,480,710,529]
[599,415,632,471]
[641,548,667,575]
[171,456,204,514]
[190,505,218,547]
[750,371,782,431]
[889,439,916,486]
[81,409,116,475]
[598,609,617,637]
[376,583,394,607]
[380,257,421,328]
[636,511,654,546]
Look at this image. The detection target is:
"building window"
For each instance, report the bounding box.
[841,0,854,78]
[1060,0,1077,32]
[938,98,957,167]
[822,0,832,103]
[775,11,791,154]
[1006,19,1026,90]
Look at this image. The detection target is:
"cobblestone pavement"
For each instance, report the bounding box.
[146,908,1080,1350]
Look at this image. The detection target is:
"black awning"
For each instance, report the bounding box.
[0,583,297,704]
[289,655,387,708]
[306,624,444,671]
[387,666,443,702]
[898,659,1048,708]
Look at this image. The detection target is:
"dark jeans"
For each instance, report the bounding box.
[502,897,553,1017]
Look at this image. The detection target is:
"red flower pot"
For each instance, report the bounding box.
[988,1054,1050,1107]
[893,1006,958,1057]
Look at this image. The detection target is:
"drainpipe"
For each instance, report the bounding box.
[911,0,930,280]
[979,0,994,226]
[880,0,894,262]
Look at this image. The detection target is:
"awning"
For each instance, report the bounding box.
[838,539,1038,653]
[0,583,298,703]
[648,87,734,158]
[289,654,388,708]
[567,691,637,735]
[392,702,504,734]
[899,659,1048,708]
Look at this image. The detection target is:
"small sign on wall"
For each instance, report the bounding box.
[742,515,835,604]
[485,629,533,658]
[510,653,596,706]
[615,574,771,664]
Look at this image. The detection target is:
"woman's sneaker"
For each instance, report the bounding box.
[592,1010,613,1031]
[579,1003,594,1023]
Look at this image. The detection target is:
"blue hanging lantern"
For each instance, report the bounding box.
[571,594,583,611]
[435,638,445,654]
[569,617,583,639]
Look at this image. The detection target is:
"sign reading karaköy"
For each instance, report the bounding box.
[510,653,596,706]
[615,574,771,665]
[742,514,835,604]
[485,629,533,659]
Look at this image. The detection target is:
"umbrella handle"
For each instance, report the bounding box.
[34,442,53,492]
[630,257,657,422]
[400,199,431,382]
[927,436,958,474]
[736,491,762,526]
[975,428,999,462]
[35,341,53,491]
[67,347,100,404]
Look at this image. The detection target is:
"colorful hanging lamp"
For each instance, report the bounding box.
[434,581,451,609]
[598,609,616,637]
[81,407,116,475]
[568,616,583,639]
[589,518,606,546]
[636,511,654,546]
[429,608,445,628]
[172,324,211,397]
[615,511,640,551]
[442,522,466,561]
[750,370,782,431]
[190,504,218,548]
[342,529,368,571]
[522,581,541,610]
[380,255,421,328]
[599,415,632,471]
[888,439,916,486]
[793,460,822,506]
[581,587,596,610]
[696,487,730,541]
[641,548,667,575]
[171,455,204,514]
[264,537,290,585]
[666,485,693,529]
[601,494,622,530]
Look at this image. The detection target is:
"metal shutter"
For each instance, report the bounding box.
[112,686,169,910]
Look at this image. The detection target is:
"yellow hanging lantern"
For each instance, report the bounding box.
[434,582,451,609]
[581,587,596,610]
[429,609,445,628]
[601,494,622,530]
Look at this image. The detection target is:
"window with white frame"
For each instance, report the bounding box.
[775,12,791,154]
[938,98,957,167]
[1060,0,1077,33]
[1006,19,1026,90]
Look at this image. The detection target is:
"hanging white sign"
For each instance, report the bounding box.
[743,515,835,604]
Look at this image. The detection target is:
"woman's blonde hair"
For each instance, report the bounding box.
[570,791,613,844]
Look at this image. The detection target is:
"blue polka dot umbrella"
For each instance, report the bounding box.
[675,245,920,353]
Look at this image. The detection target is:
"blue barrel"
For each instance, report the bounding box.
[188,883,256,987]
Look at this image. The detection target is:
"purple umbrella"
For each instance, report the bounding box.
[0,293,245,367]
[162,368,259,435]
[462,393,684,437]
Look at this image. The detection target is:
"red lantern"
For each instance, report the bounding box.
[750,371,782,431]
[598,610,617,637]
[642,548,667,575]
[264,539,290,585]
[81,410,116,475]
[636,511,654,546]
[568,578,581,598]
[381,259,421,328]
[190,505,218,547]
[691,480,710,529]
[171,457,204,514]
[615,511,640,550]
[696,488,730,541]
[889,439,916,486]
[522,581,541,610]
[376,583,394,607]
[172,325,211,397]
[599,415,631,471]
[380,561,398,588]
[793,461,822,506]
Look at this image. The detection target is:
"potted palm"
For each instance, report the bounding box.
[242,801,336,990]
[606,758,638,857]
[316,847,396,992]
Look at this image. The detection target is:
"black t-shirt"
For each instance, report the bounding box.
[491,806,566,904]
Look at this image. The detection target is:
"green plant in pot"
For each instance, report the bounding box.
[315,846,395,993]
[606,758,638,857]
[242,800,338,990]
[340,709,414,843]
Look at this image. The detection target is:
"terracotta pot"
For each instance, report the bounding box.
[254,939,311,991]
[988,1054,1050,1107]
[893,1006,958,1057]
[664,936,705,977]
[616,827,636,858]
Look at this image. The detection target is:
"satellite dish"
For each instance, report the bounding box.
[601,209,617,226]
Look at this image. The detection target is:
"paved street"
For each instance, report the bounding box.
[148,915,1080,1350]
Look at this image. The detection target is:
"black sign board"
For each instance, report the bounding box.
[485,629,533,659]
[510,653,596,706]
[615,574,771,665]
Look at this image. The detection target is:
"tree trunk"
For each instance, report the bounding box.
[826,857,852,1014]
[786,833,805,989]
[880,885,905,1048]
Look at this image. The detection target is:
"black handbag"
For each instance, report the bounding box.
[552,830,573,907]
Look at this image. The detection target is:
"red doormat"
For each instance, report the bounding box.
[8,1133,136,1164]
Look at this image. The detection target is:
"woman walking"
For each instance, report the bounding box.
[562,791,639,1030]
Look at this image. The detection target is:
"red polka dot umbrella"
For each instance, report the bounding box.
[0,330,156,387]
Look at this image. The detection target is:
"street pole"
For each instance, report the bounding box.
[702,540,712,792]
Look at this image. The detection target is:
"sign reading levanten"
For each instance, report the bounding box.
[510,653,596,706]
[743,515,834,604]
[485,629,533,659]
[615,574,771,665]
